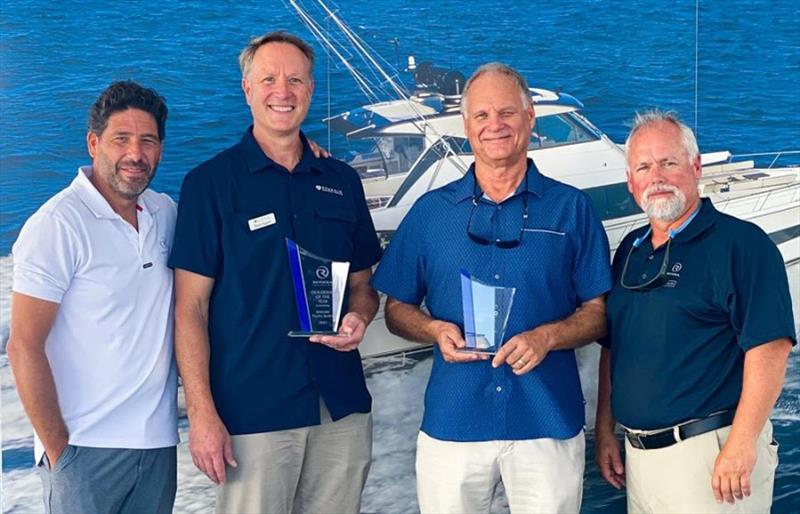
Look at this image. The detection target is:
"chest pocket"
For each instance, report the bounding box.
[312,206,356,260]
[520,228,571,276]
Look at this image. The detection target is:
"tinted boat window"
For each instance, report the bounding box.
[583,182,642,221]
[530,112,599,149]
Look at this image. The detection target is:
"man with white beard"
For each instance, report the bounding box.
[594,110,796,513]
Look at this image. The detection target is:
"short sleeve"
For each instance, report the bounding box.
[571,193,612,302]
[726,226,797,350]
[371,201,427,306]
[347,169,382,271]
[168,168,221,277]
[12,211,78,303]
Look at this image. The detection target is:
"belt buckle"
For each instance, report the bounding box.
[626,431,645,450]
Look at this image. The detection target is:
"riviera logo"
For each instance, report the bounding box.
[315,184,344,196]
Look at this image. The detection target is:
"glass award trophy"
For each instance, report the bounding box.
[459,269,516,354]
[286,238,350,337]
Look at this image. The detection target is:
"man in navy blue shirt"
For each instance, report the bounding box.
[372,63,611,513]
[595,110,795,513]
[169,32,381,514]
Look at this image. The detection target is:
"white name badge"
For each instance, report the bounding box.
[248,213,276,231]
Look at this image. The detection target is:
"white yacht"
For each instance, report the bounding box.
[289,2,800,358]
[333,64,800,358]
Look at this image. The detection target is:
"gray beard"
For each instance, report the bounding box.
[642,186,687,222]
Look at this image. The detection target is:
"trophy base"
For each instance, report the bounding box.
[456,347,498,355]
[288,330,339,338]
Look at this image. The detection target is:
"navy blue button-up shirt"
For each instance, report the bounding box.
[372,161,611,441]
[602,198,796,429]
[169,128,382,435]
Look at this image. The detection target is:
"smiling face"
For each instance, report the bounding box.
[242,42,314,140]
[87,108,162,203]
[626,121,701,222]
[463,71,534,170]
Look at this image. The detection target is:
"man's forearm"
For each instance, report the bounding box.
[7,339,68,452]
[728,338,792,444]
[595,347,616,434]
[385,299,440,344]
[347,282,379,325]
[175,302,218,420]
[540,297,607,351]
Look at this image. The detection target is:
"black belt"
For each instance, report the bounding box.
[625,410,735,450]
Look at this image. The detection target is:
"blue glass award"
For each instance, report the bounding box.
[286,238,350,337]
[460,269,516,354]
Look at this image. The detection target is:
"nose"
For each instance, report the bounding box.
[647,162,669,183]
[125,139,144,161]
[274,77,291,96]
[486,110,503,130]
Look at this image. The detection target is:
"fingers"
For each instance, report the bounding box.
[491,340,515,368]
[712,449,754,505]
[191,448,223,485]
[309,313,367,351]
[223,438,238,469]
[492,335,542,374]
[436,323,483,363]
[712,473,722,503]
[740,472,752,498]
[307,139,331,158]
[189,417,235,485]
[595,436,625,489]
[210,450,227,485]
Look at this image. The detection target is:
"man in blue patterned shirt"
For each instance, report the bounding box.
[371,63,612,513]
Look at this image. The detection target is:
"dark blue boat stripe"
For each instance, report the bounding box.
[769,224,800,246]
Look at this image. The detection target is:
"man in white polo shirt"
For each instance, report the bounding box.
[7,81,178,514]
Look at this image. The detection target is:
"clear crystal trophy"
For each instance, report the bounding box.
[459,269,516,354]
[286,238,350,337]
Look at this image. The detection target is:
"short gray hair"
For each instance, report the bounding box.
[460,62,532,116]
[239,31,315,79]
[625,109,699,167]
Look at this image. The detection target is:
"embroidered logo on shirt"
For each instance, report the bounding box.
[315,185,343,196]
[665,261,683,288]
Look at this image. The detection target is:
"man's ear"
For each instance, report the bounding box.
[87,131,98,160]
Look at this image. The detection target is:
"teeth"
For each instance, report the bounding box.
[269,105,294,112]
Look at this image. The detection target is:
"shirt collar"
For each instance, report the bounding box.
[72,166,158,219]
[241,127,322,175]
[635,197,719,247]
[672,197,719,242]
[448,158,545,204]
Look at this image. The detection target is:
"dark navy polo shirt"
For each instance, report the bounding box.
[169,128,382,435]
[372,161,612,442]
[603,198,797,430]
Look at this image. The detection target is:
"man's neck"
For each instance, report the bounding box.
[474,159,528,203]
[88,173,139,231]
[253,126,303,172]
[650,197,702,248]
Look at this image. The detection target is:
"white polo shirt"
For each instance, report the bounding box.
[12,166,178,461]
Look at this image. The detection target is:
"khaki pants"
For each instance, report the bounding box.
[415,430,585,514]
[626,420,778,514]
[216,402,372,514]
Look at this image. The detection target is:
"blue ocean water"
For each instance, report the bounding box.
[1,0,798,512]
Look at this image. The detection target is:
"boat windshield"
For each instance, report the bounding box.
[530,112,600,149]
[346,135,425,178]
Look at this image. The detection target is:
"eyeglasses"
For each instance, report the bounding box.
[618,204,701,291]
[619,237,672,291]
[467,175,528,249]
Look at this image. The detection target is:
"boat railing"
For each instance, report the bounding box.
[728,150,800,169]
